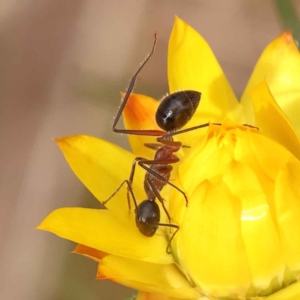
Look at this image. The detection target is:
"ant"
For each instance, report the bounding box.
[102,32,214,253]
[112,33,208,205]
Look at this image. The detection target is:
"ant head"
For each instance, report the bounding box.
[156,90,201,133]
[135,200,160,237]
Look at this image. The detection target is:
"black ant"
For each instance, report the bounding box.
[102,32,214,253]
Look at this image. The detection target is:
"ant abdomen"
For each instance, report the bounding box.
[156,91,201,132]
[135,200,160,237]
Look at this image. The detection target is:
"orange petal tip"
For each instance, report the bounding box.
[282,30,294,43]
[53,137,64,146]
[73,244,107,262]
[273,30,298,50]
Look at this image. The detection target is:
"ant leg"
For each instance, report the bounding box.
[112,33,165,137]
[144,141,190,150]
[126,157,148,206]
[157,122,222,142]
[137,159,188,205]
[146,178,171,223]
[165,223,180,254]
[147,222,179,254]
[242,124,259,130]
[101,180,138,212]
[126,157,188,205]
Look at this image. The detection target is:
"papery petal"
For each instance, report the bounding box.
[250,80,300,160]
[55,135,145,219]
[241,30,300,131]
[168,16,243,139]
[122,93,162,158]
[38,207,172,264]
[96,254,199,299]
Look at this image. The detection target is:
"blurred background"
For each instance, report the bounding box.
[1,0,299,299]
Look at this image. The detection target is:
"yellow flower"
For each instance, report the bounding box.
[38,16,300,300]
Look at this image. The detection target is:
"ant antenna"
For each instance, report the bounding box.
[112,32,157,131]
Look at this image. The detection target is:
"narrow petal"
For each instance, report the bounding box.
[97,255,199,299]
[38,207,172,264]
[55,135,145,219]
[250,80,300,160]
[241,30,300,131]
[122,93,162,158]
[168,16,243,134]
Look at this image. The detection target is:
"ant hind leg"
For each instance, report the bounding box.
[101,180,138,211]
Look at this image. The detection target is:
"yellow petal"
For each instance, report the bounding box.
[74,245,191,299]
[97,254,199,299]
[168,16,243,136]
[274,157,300,271]
[225,164,284,290]
[241,31,300,131]
[55,135,145,219]
[177,180,252,298]
[38,207,172,264]
[122,93,162,158]
[250,80,300,160]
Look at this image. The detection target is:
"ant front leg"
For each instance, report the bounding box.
[165,223,180,254]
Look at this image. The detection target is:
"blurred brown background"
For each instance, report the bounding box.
[0,0,297,299]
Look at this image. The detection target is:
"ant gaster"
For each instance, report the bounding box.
[102,33,212,253]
